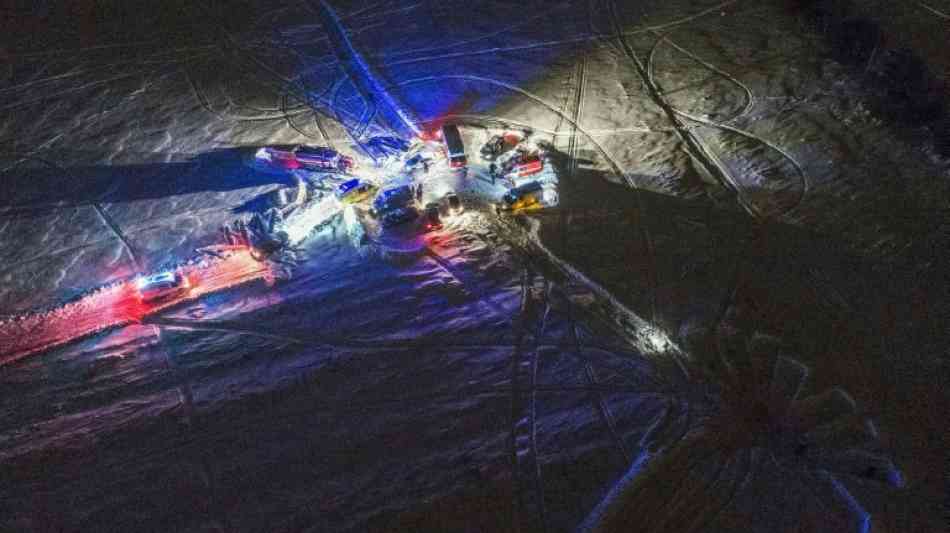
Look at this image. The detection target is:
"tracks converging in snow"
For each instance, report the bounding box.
[556,51,589,179]
[507,267,549,533]
[633,2,810,219]
[497,252,675,532]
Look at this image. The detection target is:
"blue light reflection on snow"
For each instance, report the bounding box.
[815,469,871,533]
[576,450,652,533]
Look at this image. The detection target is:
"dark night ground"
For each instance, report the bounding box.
[2,1,949,532]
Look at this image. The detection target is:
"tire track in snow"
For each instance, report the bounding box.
[918,2,950,20]
[150,325,224,530]
[647,30,755,122]
[507,266,548,533]
[604,0,759,219]
[147,315,661,357]
[281,93,324,142]
[420,246,510,318]
[303,0,419,138]
[575,320,632,464]
[567,54,588,179]
[552,16,594,382]
[360,1,742,69]
[644,21,809,219]
[674,109,810,219]
[91,202,142,271]
[1,153,143,272]
[185,63,310,123]
[280,1,741,73]
[418,113,657,137]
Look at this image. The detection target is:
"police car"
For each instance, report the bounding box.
[136,271,190,303]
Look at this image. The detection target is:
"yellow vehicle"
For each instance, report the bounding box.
[498,181,544,212]
[335,178,377,204]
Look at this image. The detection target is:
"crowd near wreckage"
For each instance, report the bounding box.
[219,208,299,280]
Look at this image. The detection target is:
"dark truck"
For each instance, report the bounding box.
[441,124,467,168]
[371,184,417,216]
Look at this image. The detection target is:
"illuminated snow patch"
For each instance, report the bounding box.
[342,204,366,246]
[643,324,677,354]
[283,195,343,244]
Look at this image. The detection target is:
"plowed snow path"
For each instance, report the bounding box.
[0,248,269,367]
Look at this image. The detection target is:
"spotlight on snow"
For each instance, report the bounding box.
[283,194,343,245]
[644,325,677,354]
[342,204,366,246]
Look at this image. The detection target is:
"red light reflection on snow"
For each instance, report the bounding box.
[0,247,270,367]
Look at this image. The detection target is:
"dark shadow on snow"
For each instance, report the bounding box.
[0,147,296,213]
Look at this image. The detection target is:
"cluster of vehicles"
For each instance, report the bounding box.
[335,177,463,231]
[498,181,557,212]
[254,121,555,234]
[137,125,557,303]
[480,131,558,212]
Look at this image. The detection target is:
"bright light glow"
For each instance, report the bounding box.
[283,195,343,244]
[255,147,271,161]
[644,326,675,354]
[136,271,175,289]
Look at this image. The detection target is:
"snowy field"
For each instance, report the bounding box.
[1,1,947,531]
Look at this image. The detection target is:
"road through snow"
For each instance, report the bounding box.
[0,247,269,367]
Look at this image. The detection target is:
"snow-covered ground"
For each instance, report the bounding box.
[1,1,946,531]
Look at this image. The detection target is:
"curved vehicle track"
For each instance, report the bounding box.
[647,30,755,123]
[673,108,810,218]
[185,64,312,123]
[643,20,810,219]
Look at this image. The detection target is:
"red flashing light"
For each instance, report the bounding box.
[418,129,442,142]
[518,159,543,177]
